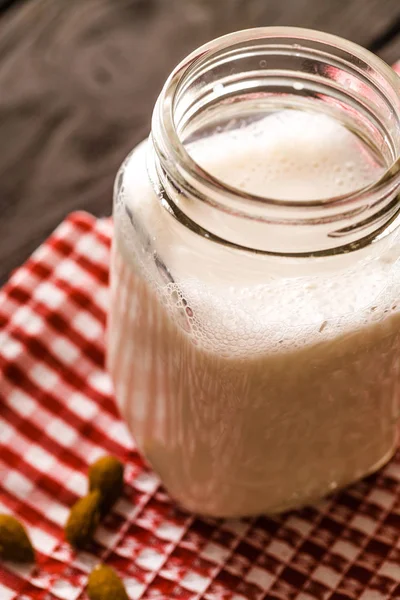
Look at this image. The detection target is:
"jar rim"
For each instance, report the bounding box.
[153,26,400,212]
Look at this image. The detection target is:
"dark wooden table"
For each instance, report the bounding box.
[0,0,399,283]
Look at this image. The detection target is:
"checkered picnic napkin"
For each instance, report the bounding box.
[1,63,400,600]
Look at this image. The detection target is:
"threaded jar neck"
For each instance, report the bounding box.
[150,27,400,256]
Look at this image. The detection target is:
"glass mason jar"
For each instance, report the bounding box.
[108,27,400,517]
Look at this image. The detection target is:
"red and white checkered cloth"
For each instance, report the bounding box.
[1,64,400,600]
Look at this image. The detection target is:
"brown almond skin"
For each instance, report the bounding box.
[88,455,124,514]
[65,490,101,549]
[87,563,129,600]
[0,514,35,562]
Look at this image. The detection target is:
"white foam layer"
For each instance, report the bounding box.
[116,109,400,355]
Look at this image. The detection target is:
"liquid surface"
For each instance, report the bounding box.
[186,110,385,200]
[109,110,400,516]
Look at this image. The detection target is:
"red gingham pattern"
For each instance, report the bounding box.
[1,63,400,600]
[1,218,399,600]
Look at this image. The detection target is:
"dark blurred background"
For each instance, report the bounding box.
[0,0,399,283]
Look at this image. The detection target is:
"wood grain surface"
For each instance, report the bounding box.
[0,0,399,283]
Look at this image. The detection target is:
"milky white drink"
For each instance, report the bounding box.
[108,110,400,517]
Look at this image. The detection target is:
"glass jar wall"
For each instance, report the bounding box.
[108,28,400,517]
